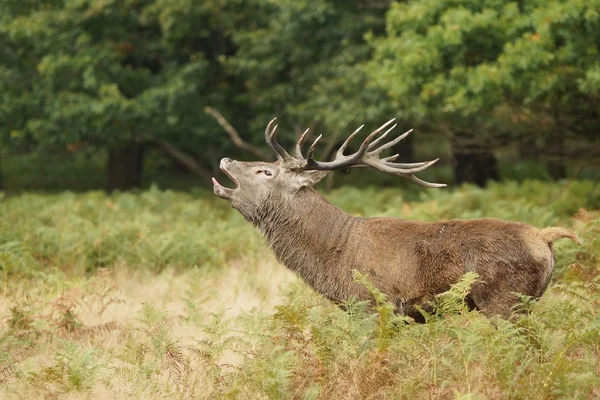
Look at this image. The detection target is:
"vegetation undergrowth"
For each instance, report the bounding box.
[0,181,598,399]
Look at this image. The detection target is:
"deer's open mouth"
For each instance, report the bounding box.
[212,165,239,197]
[212,173,238,190]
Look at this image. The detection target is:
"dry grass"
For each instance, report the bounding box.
[0,252,305,399]
[0,182,598,399]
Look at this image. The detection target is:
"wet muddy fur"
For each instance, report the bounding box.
[214,158,578,319]
[253,188,577,318]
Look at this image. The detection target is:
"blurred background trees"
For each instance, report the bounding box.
[0,0,598,192]
[369,0,600,184]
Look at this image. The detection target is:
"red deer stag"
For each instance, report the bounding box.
[212,118,578,319]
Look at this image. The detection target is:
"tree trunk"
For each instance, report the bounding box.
[106,143,145,192]
[546,132,567,180]
[547,160,566,180]
[452,132,499,187]
[519,133,537,160]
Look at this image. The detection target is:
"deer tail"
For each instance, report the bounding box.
[539,227,580,244]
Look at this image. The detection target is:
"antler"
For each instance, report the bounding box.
[265,118,294,162]
[265,118,446,188]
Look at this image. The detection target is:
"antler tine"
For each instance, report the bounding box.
[369,129,414,155]
[265,117,277,137]
[381,154,439,169]
[295,128,310,158]
[349,158,435,169]
[363,158,445,187]
[335,119,395,160]
[336,124,364,157]
[381,154,399,162]
[367,123,397,152]
[368,158,440,174]
[355,118,397,155]
[306,134,323,162]
[407,174,447,188]
[380,156,435,168]
[265,118,293,162]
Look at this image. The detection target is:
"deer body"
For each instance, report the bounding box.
[213,119,578,318]
[251,186,574,318]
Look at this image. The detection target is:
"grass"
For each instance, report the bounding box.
[0,180,599,399]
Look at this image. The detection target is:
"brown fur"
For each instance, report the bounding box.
[539,227,580,244]
[213,158,578,318]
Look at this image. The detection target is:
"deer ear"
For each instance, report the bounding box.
[294,170,330,188]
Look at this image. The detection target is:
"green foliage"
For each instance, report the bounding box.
[1,0,598,193]
[497,0,600,139]
[31,340,102,393]
[0,149,214,193]
[0,183,598,398]
[227,0,391,136]
[0,186,260,277]
[0,0,598,194]
[0,0,245,154]
[371,0,510,120]
[369,0,599,162]
[329,179,599,226]
[0,0,392,163]
[352,270,410,350]
[426,272,482,318]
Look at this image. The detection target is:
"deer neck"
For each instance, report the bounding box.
[254,187,356,295]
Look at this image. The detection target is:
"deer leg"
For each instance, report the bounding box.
[395,300,432,324]
[470,256,549,318]
[394,299,406,316]
[464,294,479,311]
[475,293,519,319]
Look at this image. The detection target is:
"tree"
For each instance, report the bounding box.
[0,0,247,190]
[369,0,599,185]
[226,1,399,166]
[368,0,523,185]
[495,0,600,178]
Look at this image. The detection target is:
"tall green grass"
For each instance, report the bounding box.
[0,181,598,399]
[0,186,263,278]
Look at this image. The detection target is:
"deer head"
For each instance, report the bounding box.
[212,118,445,220]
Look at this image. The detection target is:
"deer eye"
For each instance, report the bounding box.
[256,169,273,176]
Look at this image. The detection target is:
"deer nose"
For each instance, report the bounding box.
[222,157,233,164]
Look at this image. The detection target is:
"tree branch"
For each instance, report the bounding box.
[150,139,213,182]
[204,107,269,159]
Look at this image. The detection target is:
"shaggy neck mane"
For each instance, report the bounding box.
[253,187,356,297]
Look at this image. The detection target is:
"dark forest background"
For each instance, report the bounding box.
[1,0,599,193]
